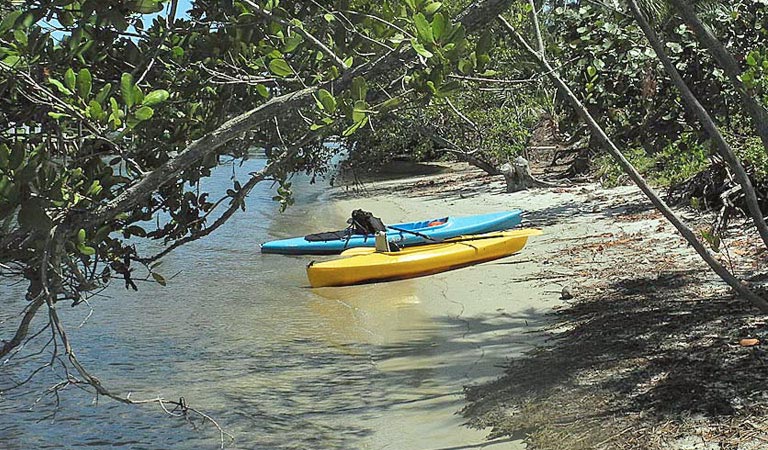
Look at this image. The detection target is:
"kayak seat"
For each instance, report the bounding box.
[305,230,353,242]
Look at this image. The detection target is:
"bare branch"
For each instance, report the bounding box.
[0,295,47,358]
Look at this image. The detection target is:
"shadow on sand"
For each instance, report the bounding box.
[461,268,768,448]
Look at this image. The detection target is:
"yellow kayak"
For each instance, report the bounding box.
[306,228,542,288]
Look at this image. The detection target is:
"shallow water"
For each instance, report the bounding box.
[0,157,499,449]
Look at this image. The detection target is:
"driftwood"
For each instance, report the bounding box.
[667,160,768,233]
[500,156,556,192]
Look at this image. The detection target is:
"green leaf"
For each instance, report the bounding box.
[342,116,368,137]
[124,225,147,237]
[378,97,402,111]
[351,76,367,100]
[425,2,442,15]
[256,84,269,98]
[86,179,102,196]
[109,97,122,127]
[77,68,92,99]
[352,100,368,123]
[64,68,76,90]
[323,13,334,22]
[48,112,70,120]
[134,106,154,121]
[142,89,170,106]
[1,54,19,68]
[151,272,167,286]
[129,0,164,14]
[8,144,24,170]
[94,224,112,242]
[88,101,104,121]
[476,30,493,56]
[48,78,72,96]
[317,89,337,113]
[0,10,22,35]
[268,58,293,77]
[13,29,27,46]
[283,32,303,53]
[132,85,144,105]
[0,144,8,169]
[95,83,112,104]
[435,80,461,97]
[77,228,86,244]
[587,66,597,77]
[431,12,447,41]
[0,175,10,196]
[77,243,96,256]
[413,13,434,44]
[121,73,134,108]
[411,39,434,58]
[458,58,473,74]
[701,229,721,252]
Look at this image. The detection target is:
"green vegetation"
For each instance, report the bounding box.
[2,0,768,440]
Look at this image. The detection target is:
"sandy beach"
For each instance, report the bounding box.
[314,162,768,449]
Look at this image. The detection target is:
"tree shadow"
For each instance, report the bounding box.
[461,269,768,445]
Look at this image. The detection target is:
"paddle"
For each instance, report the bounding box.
[340,228,543,256]
[386,225,445,243]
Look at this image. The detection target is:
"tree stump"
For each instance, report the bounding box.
[500,156,554,193]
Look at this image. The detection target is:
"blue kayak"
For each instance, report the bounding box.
[260,210,523,255]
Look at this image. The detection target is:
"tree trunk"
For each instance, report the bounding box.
[501,156,551,192]
[460,152,502,176]
[498,16,768,313]
[627,0,768,251]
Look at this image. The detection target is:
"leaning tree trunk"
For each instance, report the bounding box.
[627,0,768,251]
[668,0,768,153]
[498,16,768,313]
[413,122,503,176]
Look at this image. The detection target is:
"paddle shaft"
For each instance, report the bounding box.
[386,225,444,242]
[387,226,541,244]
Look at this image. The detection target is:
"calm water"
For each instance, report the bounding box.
[0,157,448,449]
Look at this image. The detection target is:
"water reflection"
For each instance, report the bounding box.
[308,282,428,348]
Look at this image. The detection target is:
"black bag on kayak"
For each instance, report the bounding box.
[349,209,386,235]
[304,209,386,242]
